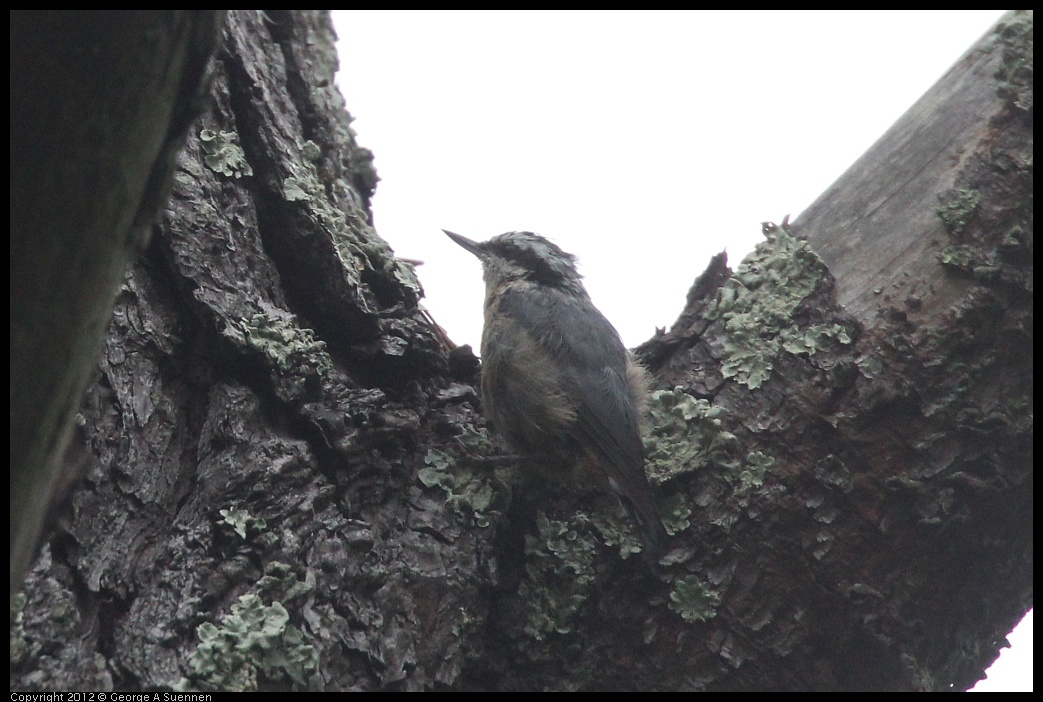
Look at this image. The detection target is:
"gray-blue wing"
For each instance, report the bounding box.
[497,285,665,554]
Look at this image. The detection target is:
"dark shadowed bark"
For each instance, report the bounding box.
[10,10,226,601]
[11,10,1031,692]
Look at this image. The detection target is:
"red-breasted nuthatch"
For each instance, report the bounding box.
[444,229,667,557]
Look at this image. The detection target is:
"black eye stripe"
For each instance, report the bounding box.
[488,232,580,284]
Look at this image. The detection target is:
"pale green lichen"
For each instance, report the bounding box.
[588,507,643,559]
[174,594,318,692]
[669,575,720,623]
[282,175,313,203]
[644,387,740,484]
[660,492,693,535]
[706,226,839,389]
[939,244,984,276]
[644,387,776,496]
[419,447,500,527]
[521,512,598,639]
[936,189,981,235]
[738,451,775,493]
[781,323,851,356]
[220,507,267,540]
[281,148,421,303]
[993,11,1033,114]
[258,561,316,605]
[200,129,253,179]
[300,139,322,163]
[228,312,331,377]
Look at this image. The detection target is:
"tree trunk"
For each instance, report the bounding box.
[11,10,1031,692]
[10,10,226,600]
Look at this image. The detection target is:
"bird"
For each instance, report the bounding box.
[444,229,667,558]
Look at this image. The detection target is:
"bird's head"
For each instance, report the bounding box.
[443,230,585,295]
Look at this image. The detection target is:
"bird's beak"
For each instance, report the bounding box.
[443,229,485,258]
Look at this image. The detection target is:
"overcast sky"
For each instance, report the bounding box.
[330,11,1028,691]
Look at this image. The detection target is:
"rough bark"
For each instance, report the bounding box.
[10,10,1031,692]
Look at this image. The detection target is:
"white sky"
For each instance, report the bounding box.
[330,11,1029,691]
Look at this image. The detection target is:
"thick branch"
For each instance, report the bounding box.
[10,11,225,596]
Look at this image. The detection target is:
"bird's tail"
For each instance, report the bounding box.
[619,494,668,562]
